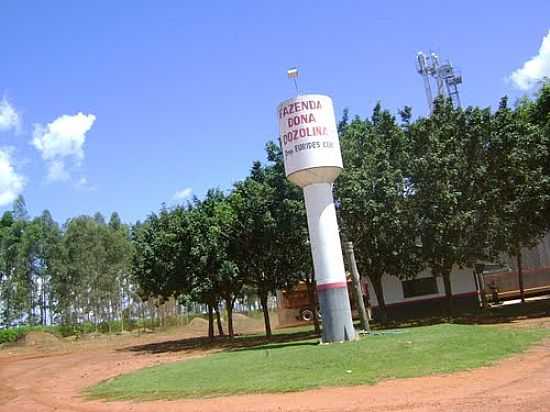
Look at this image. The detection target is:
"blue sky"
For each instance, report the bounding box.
[0,1,549,224]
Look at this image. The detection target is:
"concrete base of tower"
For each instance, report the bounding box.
[318,284,356,343]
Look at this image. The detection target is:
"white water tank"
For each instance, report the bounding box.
[277,94,343,187]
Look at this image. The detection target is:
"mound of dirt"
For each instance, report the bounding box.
[17,331,62,347]
[187,317,209,331]
[184,313,276,335]
[79,332,105,340]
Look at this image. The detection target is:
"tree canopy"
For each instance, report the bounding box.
[1,81,548,332]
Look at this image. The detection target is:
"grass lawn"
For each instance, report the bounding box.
[88,323,548,401]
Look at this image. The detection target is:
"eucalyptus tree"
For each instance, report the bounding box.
[61,216,104,323]
[103,213,133,330]
[0,198,32,325]
[17,210,63,324]
[336,105,422,322]
[57,214,131,326]
[0,211,23,325]
[13,195,29,221]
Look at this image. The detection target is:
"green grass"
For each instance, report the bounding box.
[88,323,548,401]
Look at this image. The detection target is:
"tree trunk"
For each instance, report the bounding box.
[5,287,10,326]
[159,303,164,328]
[305,275,321,334]
[214,304,225,336]
[141,303,146,332]
[185,304,189,325]
[107,295,112,333]
[517,251,525,303]
[120,287,125,332]
[150,303,156,331]
[442,270,453,317]
[29,272,35,324]
[207,304,214,340]
[259,289,272,338]
[370,274,388,323]
[40,283,45,325]
[39,276,45,325]
[225,298,234,338]
[108,297,112,334]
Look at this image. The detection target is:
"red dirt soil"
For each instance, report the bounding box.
[1,318,550,412]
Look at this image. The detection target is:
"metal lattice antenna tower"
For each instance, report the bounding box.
[416,51,462,114]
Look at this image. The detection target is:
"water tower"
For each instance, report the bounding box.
[277,70,355,343]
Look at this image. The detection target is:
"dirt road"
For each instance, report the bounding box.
[1,320,549,412]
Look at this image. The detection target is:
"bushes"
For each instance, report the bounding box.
[0,315,197,345]
[0,328,20,344]
[0,325,57,344]
[57,320,140,336]
[0,321,135,344]
[55,322,95,337]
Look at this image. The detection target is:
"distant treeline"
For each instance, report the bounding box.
[0,203,135,329]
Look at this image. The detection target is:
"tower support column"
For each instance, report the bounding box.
[303,182,355,342]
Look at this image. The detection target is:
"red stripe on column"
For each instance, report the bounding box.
[317,282,347,291]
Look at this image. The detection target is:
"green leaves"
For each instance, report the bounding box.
[335,84,550,316]
[485,88,550,256]
[337,108,422,281]
[3,82,547,330]
[229,152,309,296]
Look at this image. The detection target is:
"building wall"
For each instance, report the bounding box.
[483,233,550,300]
[512,233,550,269]
[364,266,478,308]
[276,267,481,325]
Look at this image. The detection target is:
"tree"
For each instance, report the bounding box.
[131,206,195,309]
[0,198,31,325]
[13,195,29,221]
[18,211,63,324]
[485,96,550,302]
[0,211,23,325]
[336,105,422,322]
[192,189,242,338]
[408,98,494,314]
[58,214,132,326]
[230,150,309,337]
[104,213,132,331]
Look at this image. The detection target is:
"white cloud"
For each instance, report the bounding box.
[510,30,550,90]
[0,148,25,206]
[174,187,192,200]
[75,176,96,191]
[32,112,96,182]
[0,98,21,132]
[47,160,69,182]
